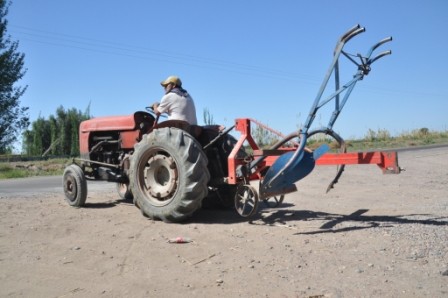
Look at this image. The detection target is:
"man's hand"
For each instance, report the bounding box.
[151,102,159,113]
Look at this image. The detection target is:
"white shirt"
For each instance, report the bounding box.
[157,91,198,125]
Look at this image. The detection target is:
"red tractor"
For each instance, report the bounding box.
[63,25,400,222]
[63,113,245,222]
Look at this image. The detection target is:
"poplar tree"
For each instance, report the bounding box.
[0,0,29,153]
[22,106,90,156]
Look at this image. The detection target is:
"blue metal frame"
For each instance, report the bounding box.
[261,24,392,197]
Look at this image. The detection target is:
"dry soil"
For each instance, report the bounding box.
[0,146,447,297]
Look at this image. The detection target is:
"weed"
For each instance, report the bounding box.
[0,164,29,179]
[0,159,69,180]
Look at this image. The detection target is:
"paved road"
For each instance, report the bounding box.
[0,176,114,198]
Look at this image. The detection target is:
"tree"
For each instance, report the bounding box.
[203,107,215,125]
[0,0,29,154]
[253,124,279,148]
[22,105,90,156]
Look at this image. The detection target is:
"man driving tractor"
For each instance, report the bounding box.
[152,75,198,125]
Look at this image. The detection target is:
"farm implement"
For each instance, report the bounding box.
[63,25,399,222]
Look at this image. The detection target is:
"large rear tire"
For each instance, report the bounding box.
[129,127,210,222]
[63,164,87,207]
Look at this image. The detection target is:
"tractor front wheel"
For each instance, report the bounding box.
[129,127,210,222]
[62,164,87,207]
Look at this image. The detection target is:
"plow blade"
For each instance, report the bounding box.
[260,144,329,198]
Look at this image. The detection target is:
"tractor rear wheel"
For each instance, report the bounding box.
[129,127,210,222]
[63,164,87,207]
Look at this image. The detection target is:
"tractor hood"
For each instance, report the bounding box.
[80,111,154,132]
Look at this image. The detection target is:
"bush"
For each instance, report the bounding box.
[0,158,69,179]
[364,128,391,142]
[0,164,28,179]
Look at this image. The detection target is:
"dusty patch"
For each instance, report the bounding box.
[0,147,447,297]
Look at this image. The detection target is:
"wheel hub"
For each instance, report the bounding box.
[144,154,178,201]
[64,176,76,201]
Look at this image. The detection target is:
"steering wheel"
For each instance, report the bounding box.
[145,106,157,116]
[145,106,160,127]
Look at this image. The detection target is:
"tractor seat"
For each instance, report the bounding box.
[153,120,203,139]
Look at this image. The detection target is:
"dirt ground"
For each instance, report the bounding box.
[0,146,447,298]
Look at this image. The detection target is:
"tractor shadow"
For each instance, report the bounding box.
[253,208,448,235]
[81,195,448,233]
[193,204,448,234]
[83,197,134,209]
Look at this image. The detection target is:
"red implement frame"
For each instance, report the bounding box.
[316,151,400,174]
[227,118,400,185]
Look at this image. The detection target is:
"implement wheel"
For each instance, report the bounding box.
[129,127,210,222]
[235,184,259,217]
[62,164,87,207]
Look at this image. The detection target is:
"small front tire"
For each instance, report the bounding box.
[63,164,87,207]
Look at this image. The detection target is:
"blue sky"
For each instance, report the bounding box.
[7,0,448,141]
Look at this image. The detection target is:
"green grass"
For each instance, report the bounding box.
[303,128,448,151]
[0,158,70,179]
[0,164,29,179]
[347,128,448,151]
